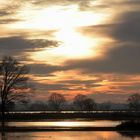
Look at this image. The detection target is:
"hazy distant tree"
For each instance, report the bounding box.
[73,94,96,111]
[99,102,111,111]
[0,56,29,132]
[48,93,65,111]
[28,101,48,111]
[73,94,87,110]
[127,94,140,111]
[6,101,15,111]
[84,98,96,111]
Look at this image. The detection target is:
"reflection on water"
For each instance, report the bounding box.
[118,131,140,138]
[5,120,121,128]
[1,131,140,140]
[1,120,140,140]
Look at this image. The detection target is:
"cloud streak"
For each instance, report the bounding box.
[0,36,58,56]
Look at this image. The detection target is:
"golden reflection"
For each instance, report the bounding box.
[95,131,120,139]
[7,120,120,127]
[6,131,124,140]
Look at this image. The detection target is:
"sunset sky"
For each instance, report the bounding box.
[0,0,140,103]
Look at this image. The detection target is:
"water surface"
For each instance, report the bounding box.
[1,131,140,140]
[5,120,121,128]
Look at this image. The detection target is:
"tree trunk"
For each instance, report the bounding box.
[1,102,6,136]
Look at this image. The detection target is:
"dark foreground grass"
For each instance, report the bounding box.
[0,111,140,121]
[116,121,140,130]
[0,124,140,132]
[0,126,117,132]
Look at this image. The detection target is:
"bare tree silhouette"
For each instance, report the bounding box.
[127,93,140,111]
[73,94,87,110]
[0,56,29,134]
[83,98,96,111]
[73,94,96,111]
[48,93,65,111]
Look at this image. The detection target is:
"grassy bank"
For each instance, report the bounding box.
[116,121,140,130]
[0,125,140,132]
[0,111,140,121]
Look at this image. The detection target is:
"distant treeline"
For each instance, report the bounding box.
[1,93,140,112]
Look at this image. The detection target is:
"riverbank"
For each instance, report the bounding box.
[0,125,140,132]
[116,121,140,130]
[1,111,140,121]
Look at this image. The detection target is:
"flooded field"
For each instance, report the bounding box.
[1,119,140,139]
[4,120,121,128]
[1,131,140,140]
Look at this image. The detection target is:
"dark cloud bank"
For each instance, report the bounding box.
[63,11,140,75]
[0,36,58,56]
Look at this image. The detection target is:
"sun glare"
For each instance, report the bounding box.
[7,4,109,64]
[8,5,109,30]
[30,28,99,64]
[50,29,97,57]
